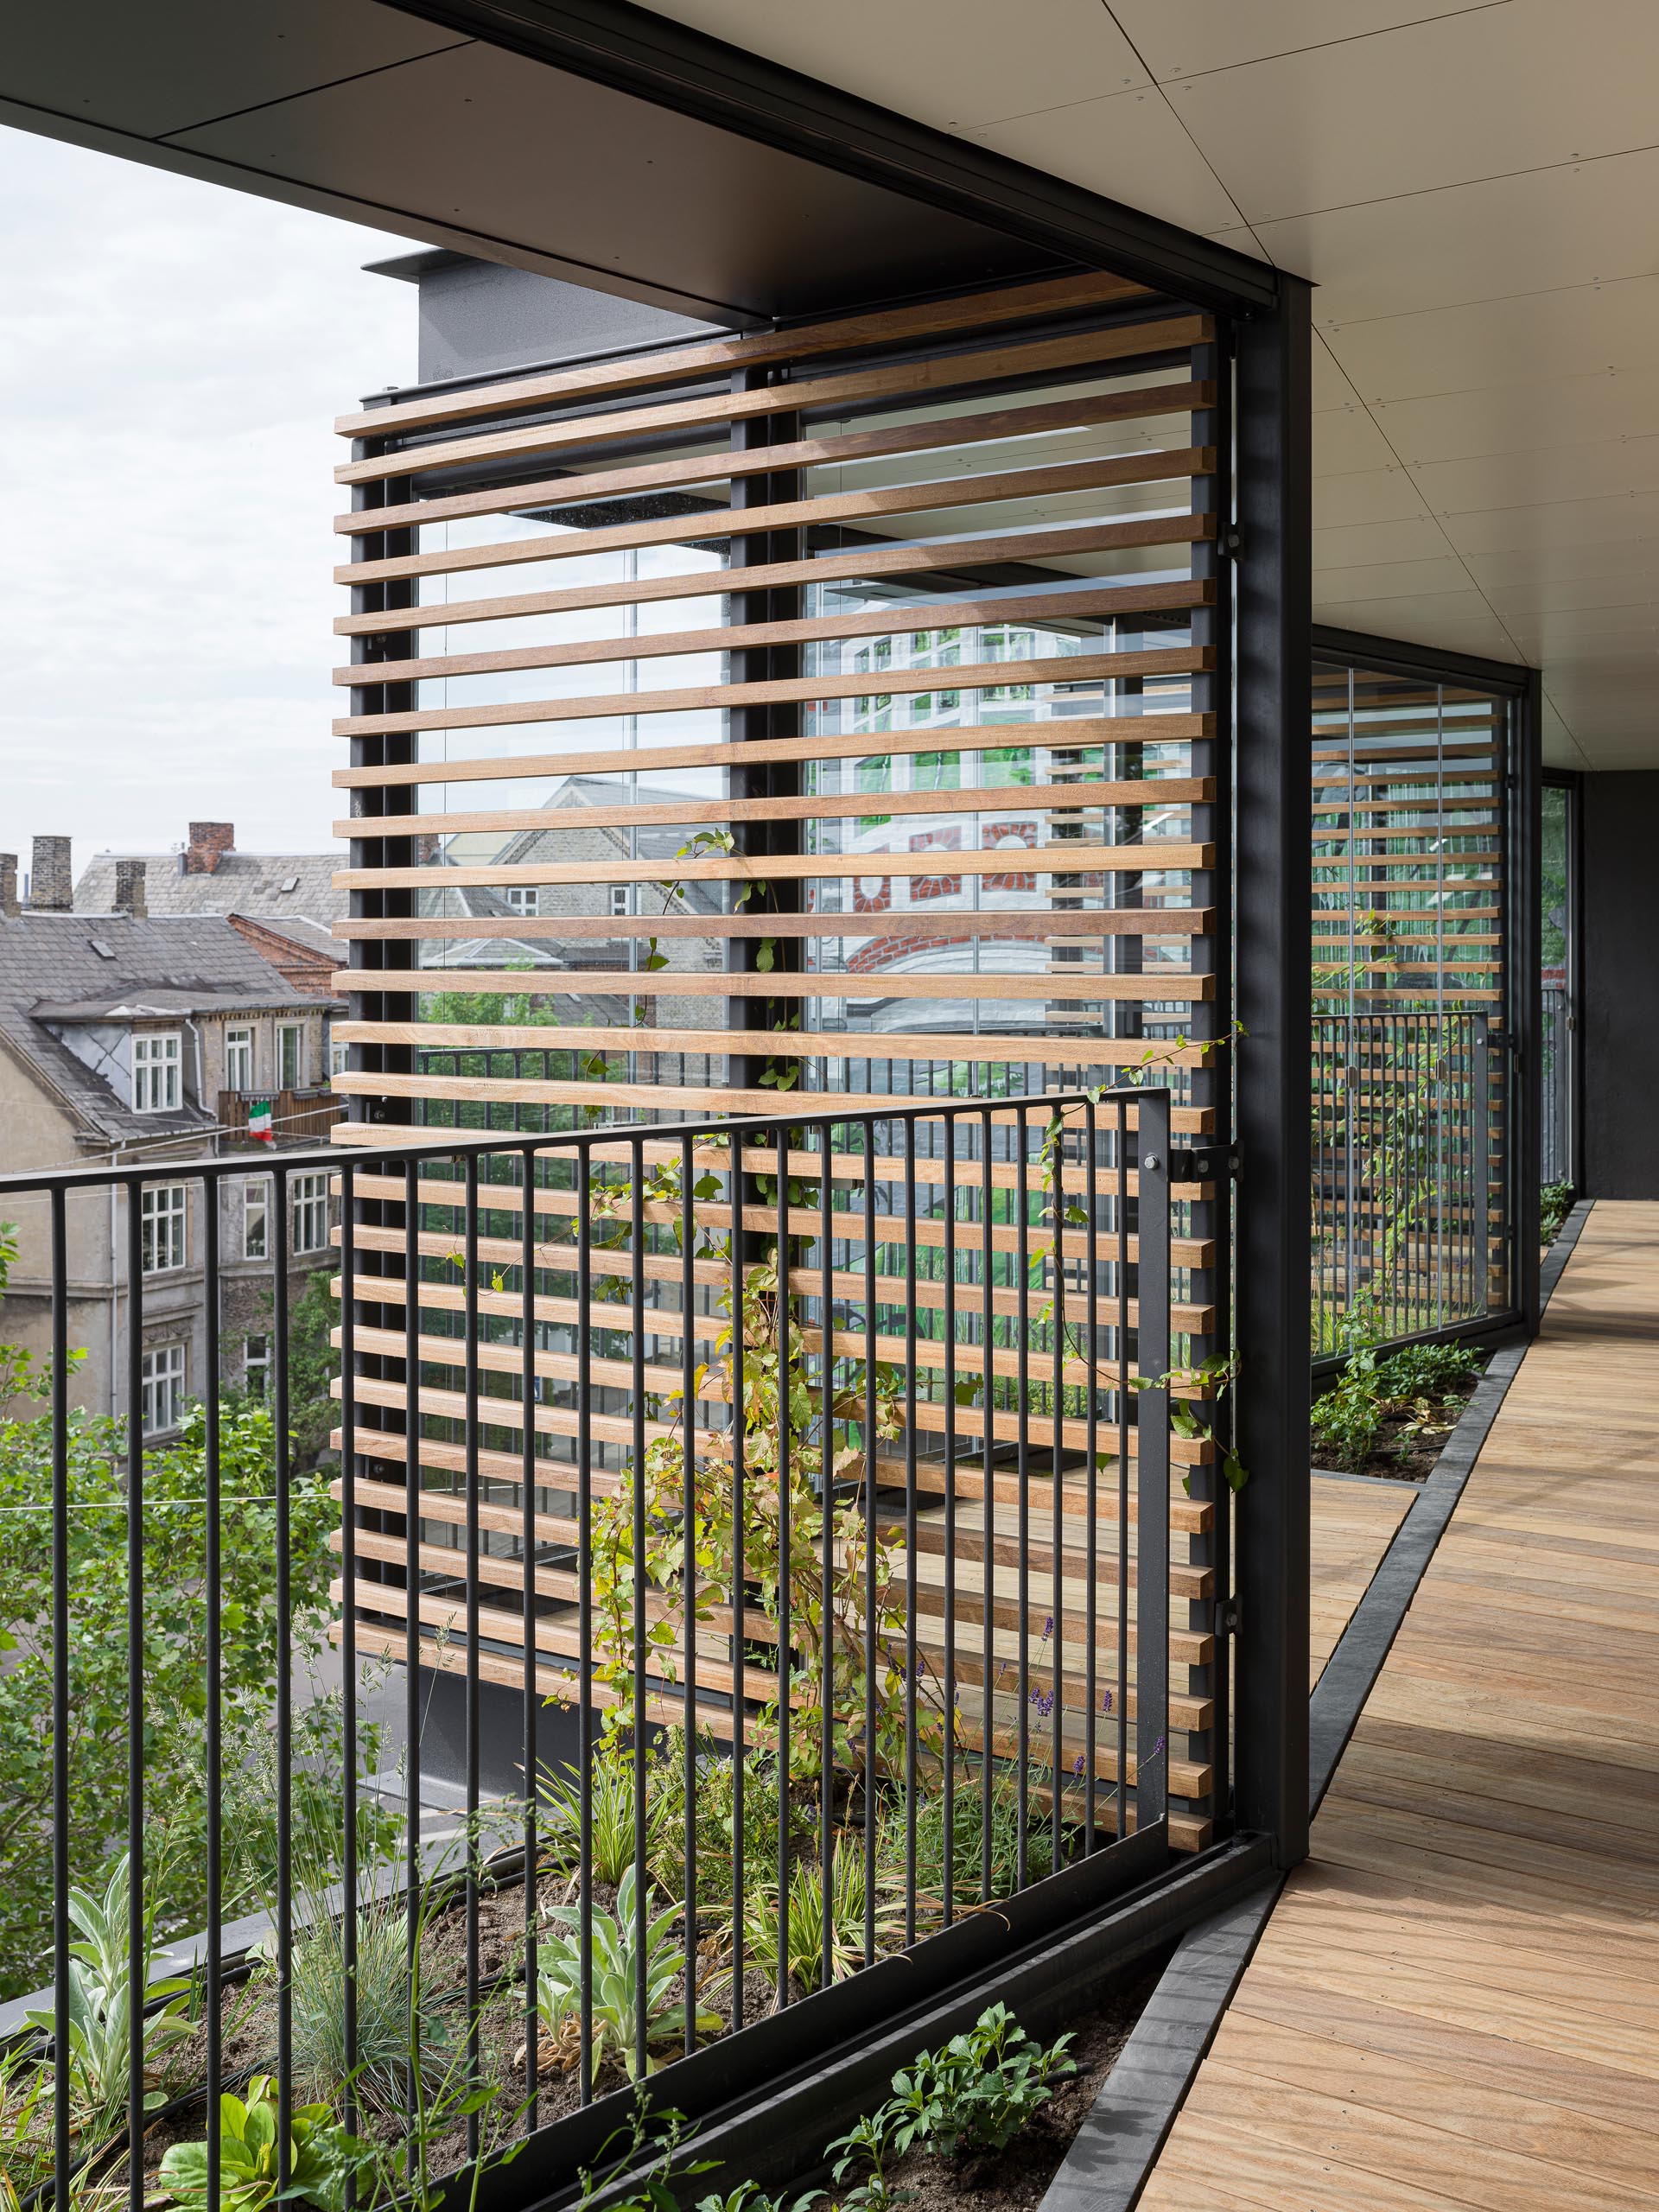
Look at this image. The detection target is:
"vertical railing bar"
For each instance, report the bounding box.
[50,1190,71,2212]
[273,1164,293,2189]
[729,1147,747,2037]
[1116,1104,1129,1839]
[979,1104,995,1903]
[1015,1111,1031,1885]
[680,1132,699,2050]
[775,1124,791,2015]
[339,1163,359,2165]
[126,1181,144,2212]
[576,1152,594,2100]
[519,1145,538,2133]
[631,1139,648,2080]
[861,1118,877,1967]
[401,1156,423,2163]
[942,1109,957,1927]
[1050,1110,1065,1869]
[818,1119,836,1989]
[1136,1096,1172,1838]
[902,1118,918,1946]
[1084,1101,1098,1853]
[463,1153,482,2157]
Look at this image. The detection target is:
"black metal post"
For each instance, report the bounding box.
[1233,274,1313,1868]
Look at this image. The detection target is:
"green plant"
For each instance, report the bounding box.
[573,2087,718,2212]
[1372,1342,1480,1400]
[537,1866,722,2084]
[0,2041,52,2197]
[696,2186,815,2212]
[1540,1179,1574,1244]
[0,1223,341,2000]
[540,1741,675,1890]
[743,1841,899,1990]
[899,2004,1075,2156]
[907,1765,1053,1908]
[645,1737,808,1914]
[156,2075,358,2212]
[827,2107,907,2212]
[1310,1348,1385,1470]
[289,1896,455,2118]
[22,1853,192,2144]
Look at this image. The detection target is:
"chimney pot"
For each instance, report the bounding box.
[185,821,234,875]
[29,836,73,912]
[0,855,17,918]
[113,858,149,918]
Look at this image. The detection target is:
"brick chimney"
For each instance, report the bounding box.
[113,858,149,918]
[29,836,73,912]
[0,855,17,918]
[184,821,234,875]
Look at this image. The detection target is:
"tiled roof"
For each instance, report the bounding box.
[0,912,329,1147]
[73,850,344,925]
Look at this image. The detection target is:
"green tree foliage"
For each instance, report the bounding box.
[0,1227,339,2001]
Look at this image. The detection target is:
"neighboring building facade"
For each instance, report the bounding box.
[0,839,344,1429]
[73,818,344,931]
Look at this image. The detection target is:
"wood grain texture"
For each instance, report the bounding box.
[333,1019,1214,1068]
[336,446,1213,587]
[1139,1205,1659,2209]
[331,720,1215,792]
[333,578,1210,689]
[336,380,1213,538]
[334,270,1154,441]
[334,516,1214,639]
[335,315,1209,494]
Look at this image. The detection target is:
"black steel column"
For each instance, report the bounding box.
[1513,667,1544,1332]
[1232,275,1313,1867]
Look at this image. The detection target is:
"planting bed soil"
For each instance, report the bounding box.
[1313,1351,1486,1484]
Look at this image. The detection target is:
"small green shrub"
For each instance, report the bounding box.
[1372,1342,1480,1400]
[156,2075,355,2212]
[646,1737,810,1914]
[540,1740,675,1890]
[907,1771,1054,1908]
[1310,1349,1385,1469]
[743,1842,899,1990]
[1541,1180,1574,1243]
[537,1866,721,2084]
[289,1897,455,2117]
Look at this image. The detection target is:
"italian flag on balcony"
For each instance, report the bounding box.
[248,1097,275,1144]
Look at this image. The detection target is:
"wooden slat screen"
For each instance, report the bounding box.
[1310,658,1515,1333]
[331,270,1230,1851]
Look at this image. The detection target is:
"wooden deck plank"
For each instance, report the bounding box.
[1141,1203,1659,2203]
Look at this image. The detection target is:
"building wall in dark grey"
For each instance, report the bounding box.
[1582,770,1659,1199]
[367,251,730,385]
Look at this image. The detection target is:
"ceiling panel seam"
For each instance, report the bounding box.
[152,38,478,144]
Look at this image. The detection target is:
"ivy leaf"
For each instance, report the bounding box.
[755,938,776,974]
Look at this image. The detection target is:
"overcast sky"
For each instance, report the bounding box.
[0,125,421,886]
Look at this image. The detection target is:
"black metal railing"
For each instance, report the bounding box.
[0,1088,1179,2209]
[1312,1011,1503,1353]
[1540,982,1570,1190]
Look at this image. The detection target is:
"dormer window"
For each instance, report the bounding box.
[132,1031,181,1114]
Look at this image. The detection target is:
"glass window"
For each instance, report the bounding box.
[244,1333,270,1397]
[139,1184,188,1274]
[131,1032,181,1114]
[293,1171,330,1255]
[244,1178,270,1261]
[607,885,630,918]
[327,1031,348,1081]
[277,1023,303,1090]
[226,1026,254,1093]
[140,1344,186,1436]
[506,885,541,917]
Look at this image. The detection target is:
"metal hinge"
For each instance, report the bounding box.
[1214,1596,1241,1638]
[1169,1144,1238,1181]
[1218,527,1243,558]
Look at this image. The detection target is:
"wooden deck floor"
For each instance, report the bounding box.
[1141,1202,1659,2209]
[1308,1471,1415,1686]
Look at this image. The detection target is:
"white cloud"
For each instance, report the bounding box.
[0,125,417,878]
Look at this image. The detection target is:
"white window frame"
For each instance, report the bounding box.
[243,1177,270,1262]
[225,1026,254,1093]
[505,885,541,918]
[607,884,631,918]
[243,1332,271,1397]
[292,1171,330,1255]
[131,1031,182,1115]
[139,1183,188,1275]
[276,1022,303,1091]
[327,1032,348,1081]
[140,1344,187,1437]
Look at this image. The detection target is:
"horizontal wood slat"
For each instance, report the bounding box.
[337,782,1217,837]
[336,516,1215,639]
[339,843,1210,887]
[332,721,1215,794]
[334,577,1211,689]
[336,271,1154,439]
[338,379,1214,538]
[331,968,1211,1005]
[334,1019,1216,1067]
[336,315,1210,495]
[335,910,1211,945]
[337,445,1215,588]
